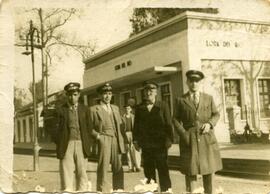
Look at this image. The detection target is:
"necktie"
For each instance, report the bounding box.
[106,104,112,113]
[193,93,199,107]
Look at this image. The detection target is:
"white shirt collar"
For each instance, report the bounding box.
[189,91,200,96]
[100,101,110,106]
[68,103,78,110]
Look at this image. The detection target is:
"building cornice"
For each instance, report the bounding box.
[84,11,270,69]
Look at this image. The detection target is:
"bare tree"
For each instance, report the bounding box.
[226,60,266,132]
[15,7,96,107]
[16,8,96,60]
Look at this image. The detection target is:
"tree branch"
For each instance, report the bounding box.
[43,9,76,34]
[49,37,95,59]
[254,61,264,78]
[43,8,61,21]
[44,49,52,65]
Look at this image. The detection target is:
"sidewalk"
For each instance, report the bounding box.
[14,142,270,179]
[14,142,270,160]
[13,154,270,193]
[14,142,56,151]
[168,143,270,160]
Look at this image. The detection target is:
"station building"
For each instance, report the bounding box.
[82,11,270,143]
[14,91,64,143]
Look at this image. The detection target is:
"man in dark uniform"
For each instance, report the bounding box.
[89,83,125,192]
[53,82,92,192]
[133,81,173,192]
[173,70,222,194]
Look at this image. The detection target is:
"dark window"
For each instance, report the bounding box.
[17,120,21,143]
[258,79,270,118]
[160,84,172,112]
[23,119,27,142]
[115,64,121,70]
[29,117,33,142]
[127,60,132,66]
[121,92,131,107]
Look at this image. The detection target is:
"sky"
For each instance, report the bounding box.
[13,0,270,99]
[14,1,133,95]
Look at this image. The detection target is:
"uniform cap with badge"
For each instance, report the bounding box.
[143,80,159,90]
[186,70,204,81]
[97,83,113,94]
[64,82,80,93]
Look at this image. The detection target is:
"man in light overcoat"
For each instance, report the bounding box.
[173,70,222,194]
[89,83,125,192]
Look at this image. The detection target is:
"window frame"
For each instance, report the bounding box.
[135,87,144,104]
[158,81,173,115]
[119,90,132,108]
[257,77,270,120]
[222,77,246,123]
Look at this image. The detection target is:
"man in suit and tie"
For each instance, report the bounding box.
[53,82,92,192]
[173,70,222,194]
[89,83,125,192]
[133,81,173,192]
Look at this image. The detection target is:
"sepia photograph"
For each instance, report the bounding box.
[0,0,270,193]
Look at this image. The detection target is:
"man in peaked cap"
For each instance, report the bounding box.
[89,83,125,192]
[173,70,222,194]
[53,82,92,192]
[133,80,173,192]
[64,82,81,93]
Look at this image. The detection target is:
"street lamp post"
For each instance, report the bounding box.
[22,20,41,171]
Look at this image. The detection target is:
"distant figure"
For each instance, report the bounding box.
[89,83,125,192]
[133,81,173,192]
[122,103,141,172]
[173,70,222,194]
[54,82,92,192]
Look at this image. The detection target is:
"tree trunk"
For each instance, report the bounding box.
[249,79,260,131]
[0,1,14,192]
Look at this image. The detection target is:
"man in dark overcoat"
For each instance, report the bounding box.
[89,83,125,192]
[53,82,92,192]
[173,70,222,194]
[133,81,173,192]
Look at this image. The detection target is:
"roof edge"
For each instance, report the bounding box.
[84,11,270,65]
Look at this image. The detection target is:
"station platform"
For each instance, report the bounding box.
[14,142,270,179]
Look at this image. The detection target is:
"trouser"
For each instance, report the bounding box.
[59,140,88,191]
[142,147,171,192]
[96,134,124,192]
[125,132,141,169]
[185,174,213,194]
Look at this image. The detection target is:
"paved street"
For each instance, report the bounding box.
[13,154,270,193]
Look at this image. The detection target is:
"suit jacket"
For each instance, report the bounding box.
[133,100,174,149]
[173,92,222,175]
[53,103,93,159]
[89,103,126,154]
[122,113,134,143]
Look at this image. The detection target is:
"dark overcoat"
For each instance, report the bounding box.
[133,100,174,149]
[53,103,93,159]
[89,104,126,154]
[173,92,222,175]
